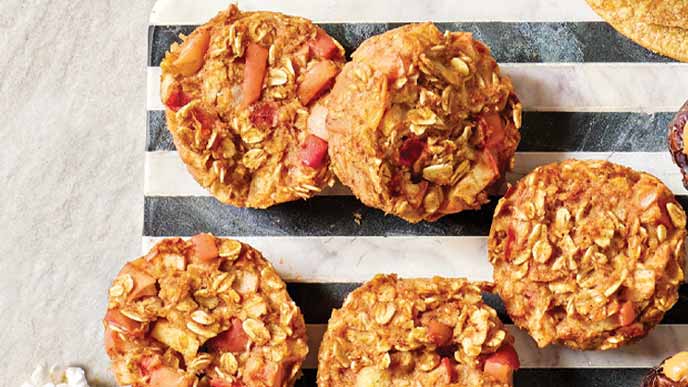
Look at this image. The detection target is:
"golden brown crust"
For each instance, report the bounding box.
[325,23,521,223]
[103,235,308,387]
[317,274,516,387]
[489,160,686,350]
[586,0,688,62]
[161,5,345,208]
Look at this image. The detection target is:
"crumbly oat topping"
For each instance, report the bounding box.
[325,23,521,223]
[489,160,686,350]
[161,5,345,208]
[317,275,517,387]
[103,235,308,387]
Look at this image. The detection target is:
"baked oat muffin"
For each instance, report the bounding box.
[160,5,345,208]
[317,275,520,387]
[488,159,686,350]
[586,0,688,62]
[103,234,308,387]
[668,100,688,190]
[324,23,521,223]
[643,352,688,387]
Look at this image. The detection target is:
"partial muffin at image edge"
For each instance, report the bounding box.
[643,351,688,387]
[317,274,520,387]
[103,234,308,387]
[324,22,521,223]
[488,159,686,350]
[160,4,345,208]
[668,100,688,190]
[586,0,688,62]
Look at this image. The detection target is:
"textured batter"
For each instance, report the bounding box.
[161,5,345,208]
[325,23,521,223]
[103,235,308,387]
[318,275,520,386]
[489,160,686,350]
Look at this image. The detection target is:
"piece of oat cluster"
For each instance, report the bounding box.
[489,159,686,350]
[643,352,688,387]
[160,5,345,208]
[324,22,521,223]
[668,100,688,190]
[317,274,520,386]
[103,234,308,387]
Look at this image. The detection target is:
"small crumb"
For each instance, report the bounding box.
[22,364,90,387]
[353,211,362,225]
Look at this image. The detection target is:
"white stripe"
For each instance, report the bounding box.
[143,236,493,282]
[148,67,163,111]
[147,64,688,112]
[302,324,688,369]
[150,0,602,25]
[144,151,685,197]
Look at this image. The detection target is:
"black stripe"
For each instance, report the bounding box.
[295,368,650,386]
[148,22,674,67]
[290,283,688,325]
[147,110,174,151]
[287,283,359,324]
[144,196,688,236]
[143,196,496,237]
[147,110,673,152]
[518,112,672,152]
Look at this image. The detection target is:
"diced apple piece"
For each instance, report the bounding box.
[210,379,243,387]
[481,112,505,150]
[104,309,145,337]
[149,366,193,387]
[484,360,513,384]
[427,321,453,347]
[299,134,328,169]
[234,270,259,294]
[241,43,269,108]
[307,104,329,141]
[309,28,341,59]
[161,75,191,112]
[118,262,157,301]
[173,29,211,76]
[619,301,636,326]
[297,60,339,106]
[139,356,161,376]
[504,227,516,261]
[191,233,219,262]
[262,362,286,387]
[440,358,457,383]
[398,137,425,167]
[484,344,520,383]
[249,101,278,129]
[486,345,520,370]
[207,318,250,353]
[481,149,500,177]
[151,320,201,359]
[104,327,122,356]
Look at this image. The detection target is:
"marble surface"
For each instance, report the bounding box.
[3,0,688,386]
[0,1,156,385]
